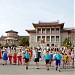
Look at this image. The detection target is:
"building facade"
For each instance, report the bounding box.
[0,30,29,46]
[5,30,18,45]
[26,21,75,47]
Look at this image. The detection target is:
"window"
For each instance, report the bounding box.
[46,36,50,41]
[42,36,45,40]
[46,28,50,34]
[51,28,55,33]
[56,36,59,41]
[37,28,41,34]
[41,36,45,43]
[42,28,45,34]
[51,36,55,42]
[56,28,59,33]
[37,36,41,41]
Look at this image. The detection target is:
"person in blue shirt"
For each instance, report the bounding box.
[49,50,53,66]
[24,50,30,70]
[2,49,8,65]
[44,51,50,70]
[54,50,62,72]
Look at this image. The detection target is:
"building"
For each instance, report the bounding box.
[0,36,6,45]
[5,30,18,45]
[0,30,29,46]
[26,21,75,47]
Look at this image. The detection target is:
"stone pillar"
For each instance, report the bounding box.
[50,28,51,33]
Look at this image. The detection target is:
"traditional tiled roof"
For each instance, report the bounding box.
[5,30,18,33]
[33,21,64,28]
[26,30,36,33]
[61,28,75,33]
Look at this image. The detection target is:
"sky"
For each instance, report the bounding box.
[0,0,74,36]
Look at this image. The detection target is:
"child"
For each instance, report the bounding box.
[34,48,39,69]
[24,50,30,70]
[22,51,25,65]
[13,50,17,65]
[29,47,33,59]
[54,50,62,72]
[17,49,22,65]
[63,53,67,69]
[2,49,8,65]
[49,50,53,66]
[44,51,50,70]
[8,50,12,65]
[67,52,71,69]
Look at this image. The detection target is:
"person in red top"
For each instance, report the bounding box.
[13,50,17,65]
[17,49,22,65]
[8,50,12,65]
[29,48,32,59]
[0,49,2,59]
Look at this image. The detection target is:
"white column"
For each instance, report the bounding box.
[54,28,56,33]
[55,36,56,43]
[50,28,51,33]
[50,36,51,42]
[45,28,46,34]
[41,36,42,43]
[45,36,46,42]
[59,27,60,33]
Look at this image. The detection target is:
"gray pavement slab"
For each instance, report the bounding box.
[0,60,74,75]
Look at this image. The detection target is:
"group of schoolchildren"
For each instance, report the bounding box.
[0,46,74,72]
[0,49,22,65]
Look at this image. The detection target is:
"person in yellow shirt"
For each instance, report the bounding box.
[63,53,67,69]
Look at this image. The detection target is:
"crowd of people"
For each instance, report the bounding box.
[0,46,75,72]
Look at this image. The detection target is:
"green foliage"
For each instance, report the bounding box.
[11,44,17,47]
[0,46,4,49]
[4,43,9,48]
[19,37,29,46]
[63,38,71,48]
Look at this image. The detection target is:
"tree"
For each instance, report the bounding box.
[4,43,9,48]
[63,38,71,48]
[11,44,16,47]
[19,37,29,46]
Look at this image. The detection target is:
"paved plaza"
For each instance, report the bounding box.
[0,59,74,75]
